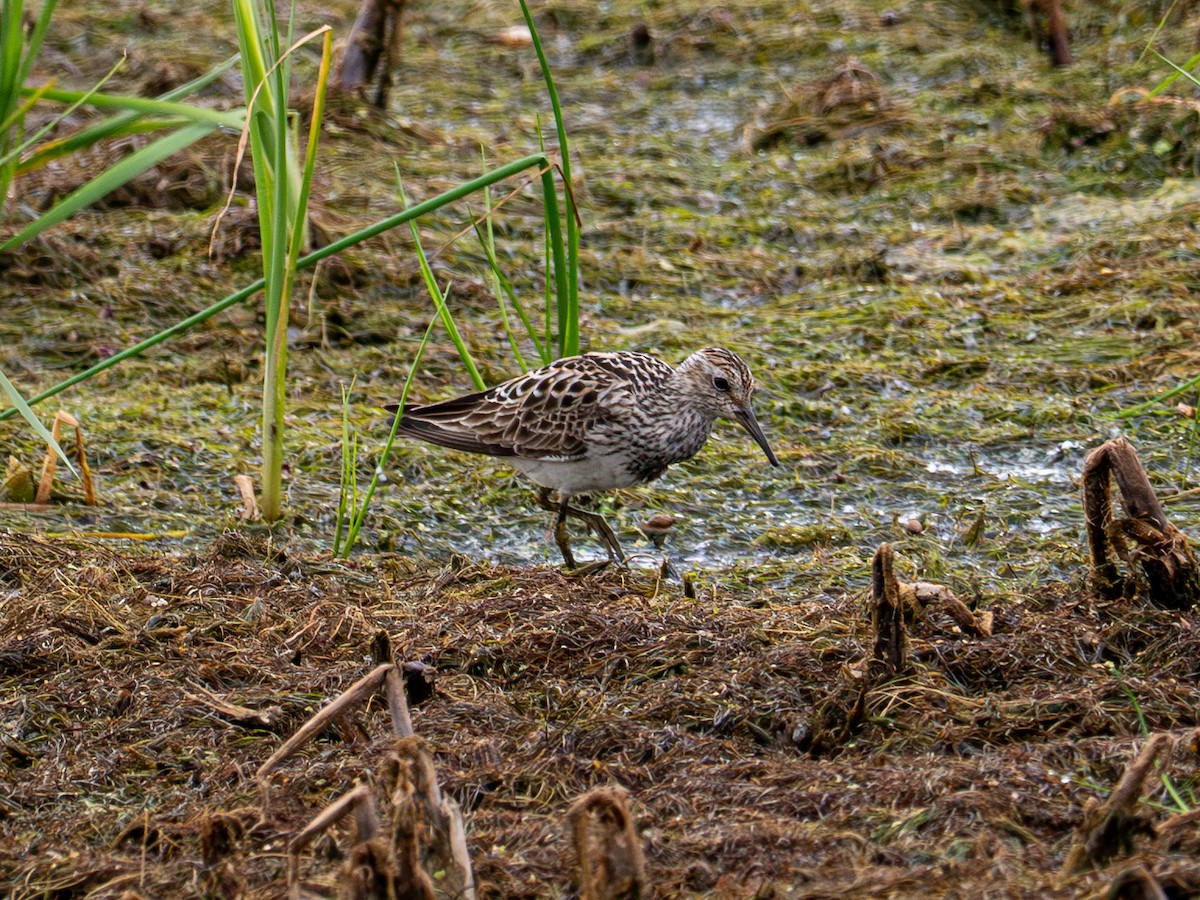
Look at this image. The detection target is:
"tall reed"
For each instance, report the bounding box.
[228,0,331,521]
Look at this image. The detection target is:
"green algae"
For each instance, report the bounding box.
[0,0,1197,593]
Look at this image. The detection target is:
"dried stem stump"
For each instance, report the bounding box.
[1082,437,1200,609]
[273,665,471,899]
[1061,733,1174,876]
[871,544,908,674]
[384,737,476,900]
[569,787,646,900]
[336,0,406,106]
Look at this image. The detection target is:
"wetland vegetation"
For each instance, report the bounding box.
[2,0,1200,895]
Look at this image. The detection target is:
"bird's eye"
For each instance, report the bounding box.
[713,375,731,392]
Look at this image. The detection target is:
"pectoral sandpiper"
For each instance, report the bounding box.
[386,347,779,567]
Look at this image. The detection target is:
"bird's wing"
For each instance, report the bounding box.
[394,352,670,460]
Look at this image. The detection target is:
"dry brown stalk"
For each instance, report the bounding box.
[871,544,908,674]
[1081,437,1200,609]
[898,581,993,638]
[335,0,406,107]
[287,785,383,900]
[1061,733,1175,876]
[257,663,393,785]
[802,544,931,755]
[285,744,472,899]
[185,683,282,730]
[35,411,95,505]
[568,786,646,900]
[341,836,435,900]
[384,737,475,900]
[1102,864,1167,900]
[1154,806,1200,845]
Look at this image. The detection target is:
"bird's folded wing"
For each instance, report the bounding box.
[398,354,655,459]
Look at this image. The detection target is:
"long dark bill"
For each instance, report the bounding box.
[736,407,780,467]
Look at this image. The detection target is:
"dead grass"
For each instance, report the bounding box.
[1,531,1198,897]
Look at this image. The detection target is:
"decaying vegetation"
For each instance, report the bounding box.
[1082,437,1200,611]
[2,525,1200,896]
[335,0,407,106]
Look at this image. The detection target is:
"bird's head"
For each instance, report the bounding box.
[678,347,780,467]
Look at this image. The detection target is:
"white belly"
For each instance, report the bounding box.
[511,456,641,495]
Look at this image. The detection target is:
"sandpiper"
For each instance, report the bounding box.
[386,347,779,567]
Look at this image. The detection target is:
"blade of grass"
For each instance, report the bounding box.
[17,57,241,174]
[540,164,569,355]
[0,121,217,251]
[1115,372,1200,418]
[334,378,359,554]
[519,0,579,357]
[0,52,127,171]
[1149,49,1200,94]
[1138,0,1183,64]
[411,220,484,390]
[336,315,438,557]
[472,218,546,365]
[1,80,53,137]
[14,0,57,91]
[23,85,246,126]
[287,27,330,268]
[1,0,59,204]
[399,170,485,390]
[0,368,76,474]
[0,151,554,420]
[477,172,528,372]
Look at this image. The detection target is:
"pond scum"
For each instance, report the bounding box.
[3,0,1200,896]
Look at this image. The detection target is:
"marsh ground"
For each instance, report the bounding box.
[2,0,1200,896]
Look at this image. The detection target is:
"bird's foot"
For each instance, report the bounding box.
[573,508,626,566]
[551,519,578,569]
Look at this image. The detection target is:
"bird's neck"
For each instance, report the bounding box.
[642,379,717,464]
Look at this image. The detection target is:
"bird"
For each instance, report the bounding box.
[385,347,779,567]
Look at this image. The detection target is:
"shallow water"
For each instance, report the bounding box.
[3,0,1199,601]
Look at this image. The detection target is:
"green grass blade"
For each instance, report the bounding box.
[540,166,571,356]
[0,152,553,419]
[0,0,28,123]
[334,379,357,555]
[24,85,245,128]
[1,53,125,170]
[0,367,76,474]
[1115,372,1200,418]
[519,0,580,356]
[1149,49,1200,95]
[18,56,240,174]
[0,121,216,251]
[1,78,51,135]
[15,0,57,89]
[477,175,529,372]
[410,217,484,390]
[287,26,331,268]
[398,169,485,389]
[337,315,438,557]
[472,218,545,366]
